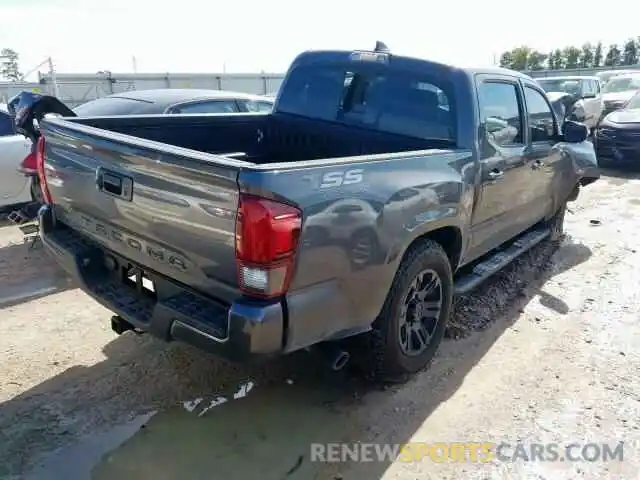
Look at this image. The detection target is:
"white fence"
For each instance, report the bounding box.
[0,72,286,107]
[521,64,640,78]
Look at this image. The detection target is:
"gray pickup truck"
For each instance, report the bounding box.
[19,45,599,380]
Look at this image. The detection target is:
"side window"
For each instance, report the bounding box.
[593,80,601,95]
[173,100,238,114]
[583,80,596,97]
[524,86,556,143]
[244,100,274,113]
[0,112,16,137]
[478,82,523,146]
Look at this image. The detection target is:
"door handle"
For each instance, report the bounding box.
[487,169,504,180]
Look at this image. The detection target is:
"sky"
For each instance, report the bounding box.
[1,0,638,79]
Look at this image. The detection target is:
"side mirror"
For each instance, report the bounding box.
[562,120,588,143]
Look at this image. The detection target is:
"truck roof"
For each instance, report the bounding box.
[290,49,533,82]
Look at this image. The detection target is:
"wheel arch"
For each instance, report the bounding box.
[401,225,463,273]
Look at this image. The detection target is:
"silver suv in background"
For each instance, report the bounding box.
[599,73,640,117]
[536,76,603,131]
[596,69,640,86]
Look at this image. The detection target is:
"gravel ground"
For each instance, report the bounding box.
[0,170,639,479]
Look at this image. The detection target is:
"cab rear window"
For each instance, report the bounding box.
[277,63,456,142]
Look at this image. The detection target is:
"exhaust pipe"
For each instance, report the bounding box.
[111,315,135,335]
[315,343,351,371]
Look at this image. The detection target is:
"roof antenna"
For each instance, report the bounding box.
[374,41,390,53]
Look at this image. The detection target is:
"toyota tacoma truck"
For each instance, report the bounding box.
[11,43,599,380]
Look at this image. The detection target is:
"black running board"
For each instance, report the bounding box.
[454,227,551,295]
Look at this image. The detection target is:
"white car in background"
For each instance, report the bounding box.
[536,76,604,131]
[600,73,640,117]
[595,69,640,86]
[0,103,33,210]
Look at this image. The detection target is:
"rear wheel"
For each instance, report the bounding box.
[366,239,453,382]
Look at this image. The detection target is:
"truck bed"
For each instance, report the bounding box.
[37,111,449,310]
[71,112,438,164]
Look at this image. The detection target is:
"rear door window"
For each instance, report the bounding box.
[477,81,524,146]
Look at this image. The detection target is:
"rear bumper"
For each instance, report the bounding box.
[38,205,284,362]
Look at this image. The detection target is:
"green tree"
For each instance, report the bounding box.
[580,43,594,68]
[498,46,546,71]
[593,42,604,67]
[527,51,548,70]
[622,38,638,65]
[604,44,621,66]
[563,46,581,69]
[499,51,514,69]
[546,51,555,69]
[0,48,22,81]
[551,49,565,70]
[509,46,532,71]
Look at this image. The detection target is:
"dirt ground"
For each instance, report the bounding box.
[1,169,639,480]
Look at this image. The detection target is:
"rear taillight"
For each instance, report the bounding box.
[19,152,38,175]
[235,194,302,298]
[35,137,53,204]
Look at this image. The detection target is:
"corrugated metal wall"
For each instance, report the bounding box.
[0,72,286,107]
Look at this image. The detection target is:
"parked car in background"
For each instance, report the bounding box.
[596,69,640,86]
[73,89,274,116]
[0,103,34,210]
[600,73,640,117]
[595,91,640,167]
[536,76,603,131]
[13,89,275,217]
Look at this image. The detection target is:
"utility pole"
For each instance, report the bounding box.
[132,56,138,73]
[47,57,60,97]
[20,56,60,96]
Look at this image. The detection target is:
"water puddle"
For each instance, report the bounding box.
[21,377,359,480]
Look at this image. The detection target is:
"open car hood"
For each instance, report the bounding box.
[7,90,76,143]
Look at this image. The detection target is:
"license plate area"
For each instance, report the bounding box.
[122,263,157,300]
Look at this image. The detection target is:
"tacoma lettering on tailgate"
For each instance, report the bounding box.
[65,212,189,272]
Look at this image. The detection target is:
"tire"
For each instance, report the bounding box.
[366,239,453,382]
[547,202,566,242]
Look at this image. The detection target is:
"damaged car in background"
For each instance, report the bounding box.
[537,76,603,133]
[595,91,640,168]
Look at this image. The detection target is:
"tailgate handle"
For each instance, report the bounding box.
[97,168,133,201]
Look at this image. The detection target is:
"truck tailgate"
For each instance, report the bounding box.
[40,118,245,304]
